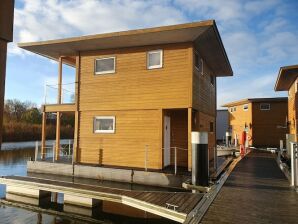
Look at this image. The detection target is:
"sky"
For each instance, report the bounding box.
[6,0,298,108]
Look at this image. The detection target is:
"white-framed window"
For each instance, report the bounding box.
[95,57,116,75]
[243,104,248,111]
[260,103,270,111]
[147,50,163,69]
[94,116,115,133]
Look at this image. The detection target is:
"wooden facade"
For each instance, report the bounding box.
[223,98,288,147]
[19,21,232,171]
[275,66,298,142]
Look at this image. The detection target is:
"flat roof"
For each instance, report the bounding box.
[18,20,233,77]
[275,65,298,91]
[222,97,288,107]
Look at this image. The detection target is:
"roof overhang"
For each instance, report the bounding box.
[222,97,288,107]
[18,20,233,76]
[275,65,298,91]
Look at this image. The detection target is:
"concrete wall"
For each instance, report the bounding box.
[27,161,188,188]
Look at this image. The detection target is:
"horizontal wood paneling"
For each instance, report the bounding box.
[252,101,288,147]
[78,109,162,169]
[79,43,192,111]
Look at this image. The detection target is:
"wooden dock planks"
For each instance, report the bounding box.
[0,175,203,223]
[199,150,298,224]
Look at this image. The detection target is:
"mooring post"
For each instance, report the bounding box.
[52,142,55,163]
[35,141,38,161]
[68,139,71,156]
[192,131,209,186]
[290,142,298,188]
[145,145,148,171]
[174,147,177,175]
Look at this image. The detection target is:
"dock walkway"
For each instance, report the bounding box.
[200,150,298,223]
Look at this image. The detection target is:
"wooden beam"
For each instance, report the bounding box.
[58,57,63,104]
[0,40,7,149]
[188,108,192,171]
[41,112,46,160]
[55,112,61,161]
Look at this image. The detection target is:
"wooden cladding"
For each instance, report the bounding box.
[79,43,193,111]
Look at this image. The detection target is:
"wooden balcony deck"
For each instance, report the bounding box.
[42,103,75,113]
[0,175,203,223]
[196,150,298,224]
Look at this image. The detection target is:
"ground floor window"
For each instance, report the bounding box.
[94,116,115,133]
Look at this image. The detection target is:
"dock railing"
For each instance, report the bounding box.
[290,142,298,189]
[35,140,74,164]
[162,146,188,175]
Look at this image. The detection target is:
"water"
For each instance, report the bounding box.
[0,143,178,224]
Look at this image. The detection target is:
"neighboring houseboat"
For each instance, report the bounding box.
[223,98,288,148]
[19,20,232,174]
[275,65,298,154]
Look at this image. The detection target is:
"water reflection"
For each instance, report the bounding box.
[0,147,178,224]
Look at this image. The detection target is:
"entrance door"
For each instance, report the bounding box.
[164,116,171,167]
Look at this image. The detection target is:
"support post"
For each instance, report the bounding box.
[35,141,38,161]
[52,142,55,163]
[192,131,209,186]
[68,139,71,156]
[73,53,80,163]
[55,112,61,161]
[145,145,148,171]
[290,142,298,188]
[57,57,63,104]
[41,112,46,160]
[0,41,7,150]
[174,147,177,175]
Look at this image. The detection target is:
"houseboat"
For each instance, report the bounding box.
[19,20,233,181]
[223,97,288,148]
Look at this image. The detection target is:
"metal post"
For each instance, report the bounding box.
[35,141,38,161]
[52,142,55,163]
[145,145,148,171]
[291,142,298,188]
[174,147,177,175]
[68,139,71,156]
[192,131,209,186]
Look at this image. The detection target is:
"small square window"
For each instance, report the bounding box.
[194,51,203,73]
[147,50,163,69]
[95,57,115,75]
[243,104,248,111]
[260,103,270,111]
[94,116,115,133]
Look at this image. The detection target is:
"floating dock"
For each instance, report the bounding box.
[0,175,203,223]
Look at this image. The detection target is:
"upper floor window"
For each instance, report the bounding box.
[147,50,163,69]
[95,57,116,75]
[260,103,270,111]
[94,116,115,133]
[243,104,248,111]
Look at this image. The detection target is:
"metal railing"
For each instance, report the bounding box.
[290,142,298,189]
[162,146,188,175]
[34,140,74,164]
[44,82,75,104]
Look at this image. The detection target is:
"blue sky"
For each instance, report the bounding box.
[6,0,298,108]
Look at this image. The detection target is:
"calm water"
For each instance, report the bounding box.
[0,144,178,224]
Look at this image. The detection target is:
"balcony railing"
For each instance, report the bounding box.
[44,82,75,105]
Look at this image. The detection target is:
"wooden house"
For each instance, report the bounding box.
[275,65,298,143]
[19,20,233,172]
[223,98,288,148]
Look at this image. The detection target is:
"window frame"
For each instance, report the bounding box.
[147,49,163,69]
[260,103,270,111]
[94,56,116,75]
[243,104,248,111]
[93,116,116,134]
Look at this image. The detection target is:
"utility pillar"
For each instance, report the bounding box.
[0,0,14,149]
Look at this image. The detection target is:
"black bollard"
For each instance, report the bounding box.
[192,131,209,186]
